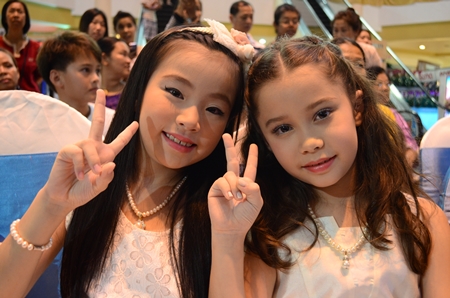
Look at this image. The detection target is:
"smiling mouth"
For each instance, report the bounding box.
[165,133,194,147]
[303,156,335,168]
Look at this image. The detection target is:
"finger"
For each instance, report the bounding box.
[92,162,116,194]
[88,89,107,142]
[60,144,86,180]
[78,140,102,175]
[243,144,258,181]
[223,171,242,200]
[208,177,235,202]
[237,177,263,210]
[108,121,139,156]
[222,133,239,176]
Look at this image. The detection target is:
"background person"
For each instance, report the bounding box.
[273,3,300,41]
[229,1,265,50]
[0,47,20,90]
[97,37,131,110]
[79,8,109,42]
[0,0,41,92]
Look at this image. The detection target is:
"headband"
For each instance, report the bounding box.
[180,19,255,70]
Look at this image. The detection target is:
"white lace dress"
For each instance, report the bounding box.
[67,211,182,297]
[275,216,420,298]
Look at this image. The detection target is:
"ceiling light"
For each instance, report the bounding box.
[419,45,426,50]
[259,38,266,45]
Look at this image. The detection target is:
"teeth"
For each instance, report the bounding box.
[165,133,193,147]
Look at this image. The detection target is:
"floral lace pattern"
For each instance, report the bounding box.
[87,212,181,297]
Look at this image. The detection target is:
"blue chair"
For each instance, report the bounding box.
[419,116,450,223]
[0,90,91,297]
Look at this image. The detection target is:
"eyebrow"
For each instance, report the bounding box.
[264,98,334,128]
[162,74,233,106]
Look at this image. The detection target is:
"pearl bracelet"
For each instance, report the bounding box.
[10,219,53,251]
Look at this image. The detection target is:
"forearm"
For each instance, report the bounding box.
[209,233,246,298]
[0,187,67,296]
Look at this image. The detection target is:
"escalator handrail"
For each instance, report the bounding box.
[340,0,449,111]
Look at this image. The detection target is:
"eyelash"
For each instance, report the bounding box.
[314,108,332,121]
[272,124,292,135]
[165,86,226,116]
[165,86,184,99]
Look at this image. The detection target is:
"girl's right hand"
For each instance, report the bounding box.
[42,90,139,213]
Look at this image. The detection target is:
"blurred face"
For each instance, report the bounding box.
[338,42,366,76]
[56,54,101,105]
[103,41,131,79]
[357,30,371,45]
[230,4,253,33]
[138,41,237,173]
[6,2,26,31]
[115,17,136,44]
[375,72,391,104]
[88,14,106,41]
[332,19,358,40]
[0,51,19,90]
[256,64,361,194]
[275,11,299,38]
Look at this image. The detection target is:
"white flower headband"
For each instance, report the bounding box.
[179,19,255,69]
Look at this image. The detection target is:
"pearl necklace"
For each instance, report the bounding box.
[126,176,187,230]
[307,204,368,269]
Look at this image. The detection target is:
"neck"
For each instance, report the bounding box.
[5,29,25,43]
[59,95,90,118]
[101,70,125,94]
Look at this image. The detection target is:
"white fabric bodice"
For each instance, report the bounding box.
[275,216,420,298]
[87,212,182,298]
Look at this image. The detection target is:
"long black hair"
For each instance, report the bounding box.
[61,26,245,297]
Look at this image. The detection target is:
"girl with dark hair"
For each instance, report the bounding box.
[0,0,41,92]
[0,20,258,297]
[215,36,450,297]
[331,8,382,68]
[97,37,131,110]
[79,8,109,41]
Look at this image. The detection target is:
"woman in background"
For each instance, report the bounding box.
[97,37,131,110]
[0,0,41,92]
[0,48,20,90]
[79,8,109,42]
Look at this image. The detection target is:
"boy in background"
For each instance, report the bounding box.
[37,31,115,136]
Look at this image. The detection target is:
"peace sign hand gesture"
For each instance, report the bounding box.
[208,134,263,236]
[43,90,139,213]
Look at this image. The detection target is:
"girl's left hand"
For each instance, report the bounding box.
[208,134,263,236]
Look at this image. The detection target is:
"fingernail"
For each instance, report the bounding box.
[236,191,243,199]
[238,178,247,187]
[94,164,102,174]
[78,171,84,180]
[227,191,233,198]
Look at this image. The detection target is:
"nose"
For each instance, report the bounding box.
[300,136,324,154]
[177,105,200,132]
[92,72,100,85]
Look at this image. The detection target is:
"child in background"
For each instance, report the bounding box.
[212,36,450,297]
[0,20,259,297]
[36,31,115,137]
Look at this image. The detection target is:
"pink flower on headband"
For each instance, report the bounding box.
[204,19,255,66]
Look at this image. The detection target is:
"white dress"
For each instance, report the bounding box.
[274,216,420,298]
[83,212,182,298]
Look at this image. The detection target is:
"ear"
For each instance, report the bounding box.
[101,52,109,66]
[229,14,234,24]
[49,69,63,90]
[353,89,363,126]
